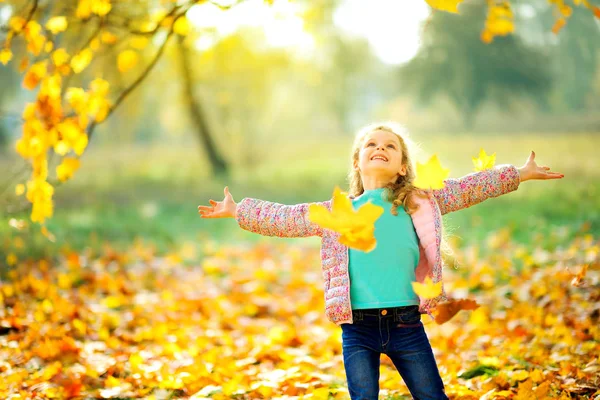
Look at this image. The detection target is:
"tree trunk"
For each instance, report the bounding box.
[176,36,229,177]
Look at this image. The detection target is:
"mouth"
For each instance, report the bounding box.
[370,154,388,162]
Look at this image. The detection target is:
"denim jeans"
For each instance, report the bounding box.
[341,305,448,400]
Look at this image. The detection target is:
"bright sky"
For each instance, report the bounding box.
[187,0,431,65]
[333,0,431,65]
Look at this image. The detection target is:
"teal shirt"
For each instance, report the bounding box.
[348,188,420,309]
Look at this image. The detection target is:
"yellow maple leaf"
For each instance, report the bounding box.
[472,148,496,171]
[424,0,465,13]
[45,16,68,35]
[308,186,384,252]
[413,154,450,190]
[117,49,138,73]
[412,276,442,299]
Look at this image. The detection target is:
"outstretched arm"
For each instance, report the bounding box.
[433,151,563,215]
[198,187,330,238]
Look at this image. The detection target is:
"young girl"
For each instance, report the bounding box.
[197,122,564,400]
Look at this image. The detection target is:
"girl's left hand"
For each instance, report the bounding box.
[518,151,564,182]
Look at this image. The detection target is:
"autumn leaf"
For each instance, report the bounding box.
[411,276,442,299]
[15,183,25,196]
[56,157,81,182]
[52,48,70,66]
[413,154,450,190]
[23,61,48,90]
[0,48,12,65]
[45,16,68,34]
[571,264,588,287]
[552,17,566,34]
[424,0,465,13]
[594,6,600,19]
[433,298,480,324]
[174,16,190,36]
[472,148,496,171]
[71,48,93,73]
[308,186,384,252]
[118,50,139,73]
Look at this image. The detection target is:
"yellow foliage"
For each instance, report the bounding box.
[45,16,68,34]
[174,16,191,36]
[70,48,93,73]
[56,157,81,182]
[118,50,139,73]
[424,0,465,13]
[0,48,12,65]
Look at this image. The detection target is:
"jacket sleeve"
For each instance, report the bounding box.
[432,164,521,216]
[234,198,331,238]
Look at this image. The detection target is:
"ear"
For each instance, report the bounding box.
[353,160,359,171]
[399,165,407,176]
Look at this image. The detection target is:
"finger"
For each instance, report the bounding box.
[541,166,550,170]
[209,199,217,205]
[224,186,229,196]
[544,172,564,179]
[198,206,213,212]
[527,150,535,163]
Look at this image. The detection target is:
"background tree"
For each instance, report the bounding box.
[400,2,553,129]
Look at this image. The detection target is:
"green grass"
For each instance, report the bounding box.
[1,132,598,263]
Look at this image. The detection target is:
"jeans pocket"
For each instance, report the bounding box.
[397,307,421,325]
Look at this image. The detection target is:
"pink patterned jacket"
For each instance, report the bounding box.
[235,165,521,325]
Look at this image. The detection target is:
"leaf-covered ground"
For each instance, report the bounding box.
[0,227,599,399]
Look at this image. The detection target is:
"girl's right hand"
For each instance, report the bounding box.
[198,186,237,219]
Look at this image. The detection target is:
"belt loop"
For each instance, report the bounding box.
[394,307,401,322]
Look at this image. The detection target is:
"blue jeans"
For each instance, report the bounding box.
[341,305,448,400]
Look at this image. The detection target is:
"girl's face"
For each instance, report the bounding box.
[354,129,407,181]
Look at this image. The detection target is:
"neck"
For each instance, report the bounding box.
[361,175,397,191]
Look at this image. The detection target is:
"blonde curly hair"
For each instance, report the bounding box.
[348,121,426,215]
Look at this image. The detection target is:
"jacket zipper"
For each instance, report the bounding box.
[345,246,353,324]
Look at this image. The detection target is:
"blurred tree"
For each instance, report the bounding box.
[176,35,228,177]
[400,2,553,129]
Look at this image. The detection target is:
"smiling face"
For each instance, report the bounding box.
[353,129,407,185]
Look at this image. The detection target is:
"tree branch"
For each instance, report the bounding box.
[86,19,178,141]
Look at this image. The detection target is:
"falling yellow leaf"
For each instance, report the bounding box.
[45,16,68,34]
[117,50,138,73]
[412,276,442,299]
[424,0,465,13]
[413,154,450,190]
[0,49,12,65]
[472,148,496,171]
[308,186,384,252]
